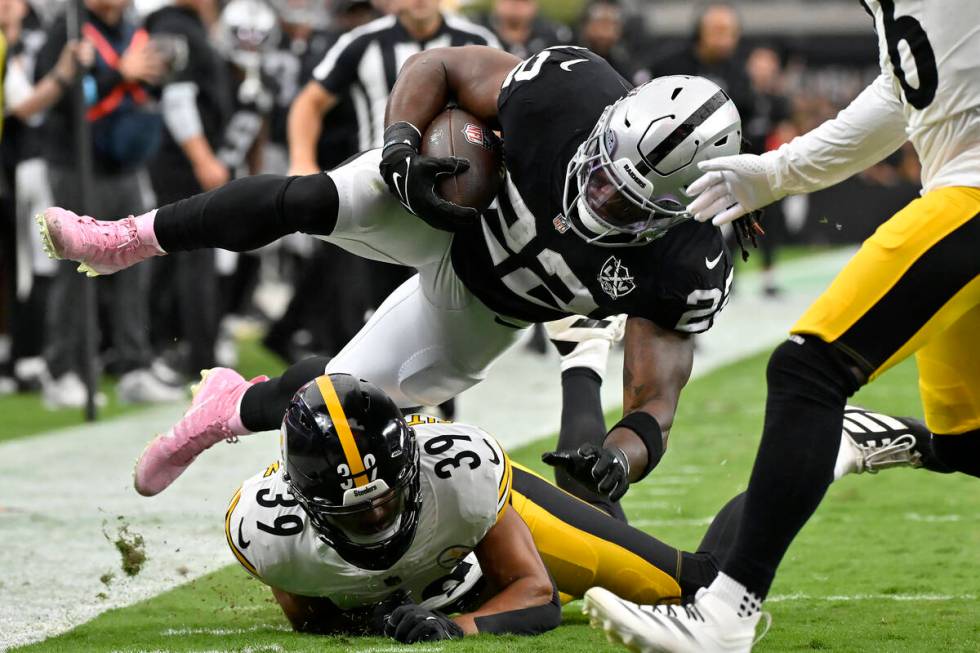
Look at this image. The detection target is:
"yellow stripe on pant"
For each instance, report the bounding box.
[793,186,980,434]
[511,463,682,604]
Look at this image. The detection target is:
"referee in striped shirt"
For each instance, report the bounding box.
[287,0,499,175]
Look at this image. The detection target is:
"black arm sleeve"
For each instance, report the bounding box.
[472,578,562,636]
[153,172,338,252]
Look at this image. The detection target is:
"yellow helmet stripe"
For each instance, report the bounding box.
[315,375,368,487]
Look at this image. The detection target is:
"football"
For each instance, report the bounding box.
[421,108,503,212]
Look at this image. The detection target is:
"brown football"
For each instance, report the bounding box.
[421,108,503,213]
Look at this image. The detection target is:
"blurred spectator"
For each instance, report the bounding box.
[0,0,83,391]
[261,0,330,175]
[36,0,180,407]
[576,0,640,84]
[213,0,277,178]
[743,44,795,296]
[209,0,279,348]
[144,0,234,380]
[480,0,570,59]
[262,0,380,362]
[649,2,753,122]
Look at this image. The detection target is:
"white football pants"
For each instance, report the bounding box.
[317,149,530,407]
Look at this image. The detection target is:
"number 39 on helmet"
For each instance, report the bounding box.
[281,373,421,571]
[564,75,742,247]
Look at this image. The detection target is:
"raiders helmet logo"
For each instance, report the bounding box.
[598,256,636,299]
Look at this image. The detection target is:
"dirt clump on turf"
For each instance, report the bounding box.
[103,517,148,576]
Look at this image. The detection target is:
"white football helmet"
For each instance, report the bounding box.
[563,75,742,247]
[216,0,281,71]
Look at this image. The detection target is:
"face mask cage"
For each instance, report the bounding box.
[286,440,422,570]
[562,100,693,247]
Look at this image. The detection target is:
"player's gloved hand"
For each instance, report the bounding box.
[542,443,630,502]
[687,152,784,226]
[384,604,465,643]
[379,121,479,231]
[367,589,413,634]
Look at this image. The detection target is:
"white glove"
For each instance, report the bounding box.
[687,152,784,226]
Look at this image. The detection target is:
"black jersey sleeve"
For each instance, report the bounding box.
[496,46,629,135]
[631,221,734,335]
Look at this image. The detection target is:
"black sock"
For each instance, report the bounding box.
[155,174,338,253]
[678,551,720,599]
[553,368,626,522]
[239,356,331,432]
[932,429,980,477]
[721,337,860,598]
[696,492,745,563]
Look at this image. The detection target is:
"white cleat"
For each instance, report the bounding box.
[583,587,770,653]
[835,405,926,478]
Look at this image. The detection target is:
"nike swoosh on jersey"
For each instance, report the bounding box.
[237,518,251,549]
[705,251,723,269]
[560,58,589,72]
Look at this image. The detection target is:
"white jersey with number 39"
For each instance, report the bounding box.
[863,0,980,189]
[224,418,512,611]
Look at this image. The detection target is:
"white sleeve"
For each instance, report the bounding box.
[765,74,908,195]
[161,81,204,144]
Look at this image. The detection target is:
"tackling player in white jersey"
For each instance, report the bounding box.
[585,2,980,651]
[219,334,935,644]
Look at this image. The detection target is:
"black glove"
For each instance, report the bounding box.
[379,121,479,231]
[384,604,465,643]
[365,589,414,634]
[542,443,630,502]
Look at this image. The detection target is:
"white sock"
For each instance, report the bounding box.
[709,572,763,617]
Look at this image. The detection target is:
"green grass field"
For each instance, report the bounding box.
[12,351,979,653]
[0,337,286,444]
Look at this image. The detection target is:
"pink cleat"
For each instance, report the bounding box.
[36,207,164,276]
[134,368,269,497]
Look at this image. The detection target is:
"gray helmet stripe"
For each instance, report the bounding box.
[636,89,730,175]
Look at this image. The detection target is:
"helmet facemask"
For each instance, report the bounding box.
[280,376,424,571]
[563,77,742,247]
[287,439,422,571]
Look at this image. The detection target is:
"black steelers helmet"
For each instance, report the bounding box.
[282,373,420,570]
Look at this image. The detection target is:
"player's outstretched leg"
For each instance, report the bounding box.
[38,173,339,276]
[134,356,331,496]
[37,207,165,276]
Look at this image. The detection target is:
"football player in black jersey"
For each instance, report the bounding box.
[39,45,743,507]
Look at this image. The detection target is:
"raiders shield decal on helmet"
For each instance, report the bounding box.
[598,256,635,299]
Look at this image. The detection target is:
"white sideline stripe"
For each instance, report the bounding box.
[768,593,977,603]
[110,647,284,653]
[630,517,715,528]
[161,625,292,636]
[345,647,443,653]
[0,248,854,652]
[904,512,973,523]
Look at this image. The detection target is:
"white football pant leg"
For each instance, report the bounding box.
[317,148,453,268]
[326,267,529,408]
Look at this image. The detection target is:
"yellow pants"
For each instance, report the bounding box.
[793,186,980,435]
[511,463,685,604]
